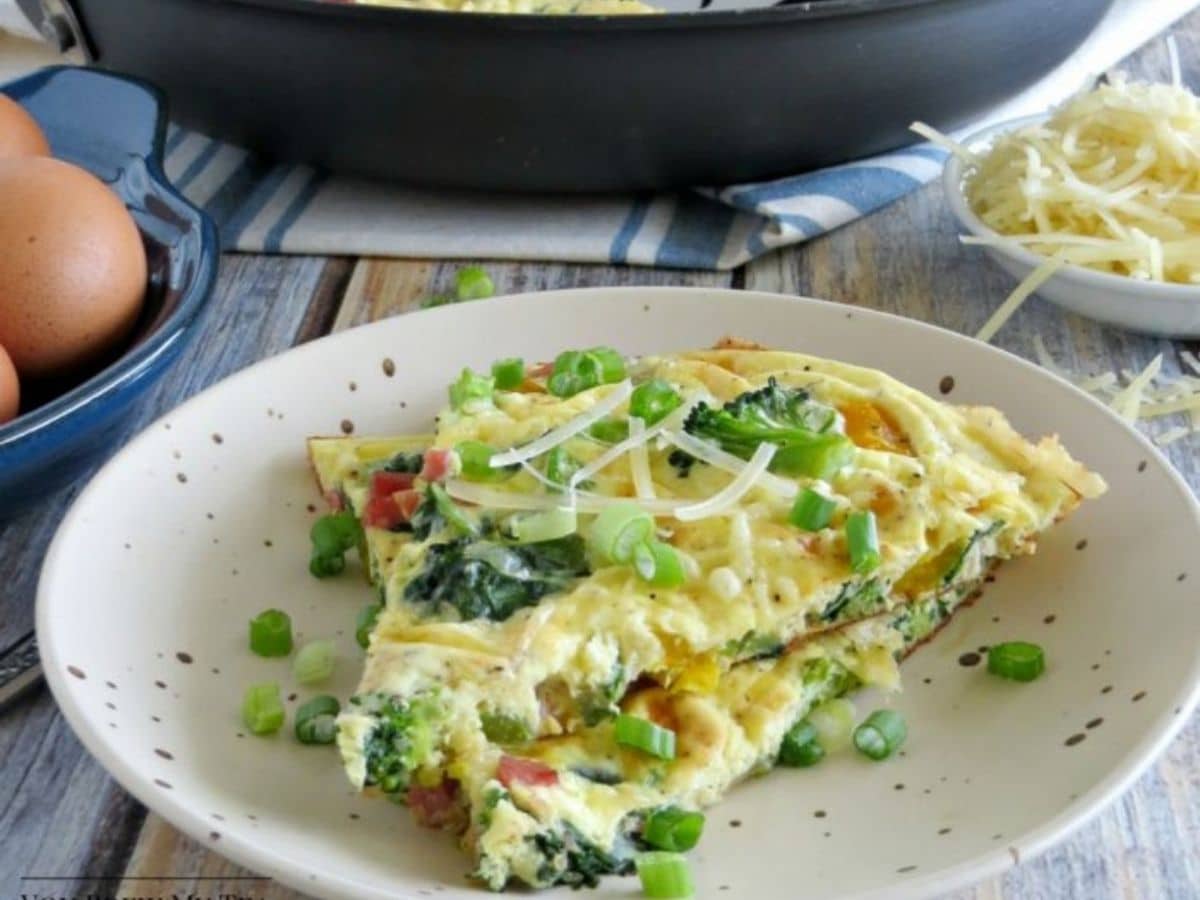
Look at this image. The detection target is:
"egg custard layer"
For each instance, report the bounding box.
[307,346,1105,890]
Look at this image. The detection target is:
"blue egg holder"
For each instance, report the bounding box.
[0,66,218,518]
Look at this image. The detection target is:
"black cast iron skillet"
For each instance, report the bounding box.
[19,0,1113,192]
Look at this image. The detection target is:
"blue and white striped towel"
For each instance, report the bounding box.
[145,0,1195,269]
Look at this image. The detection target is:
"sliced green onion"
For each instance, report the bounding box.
[630,379,683,426]
[241,682,286,735]
[614,714,676,760]
[590,502,655,564]
[309,511,363,578]
[455,266,495,301]
[448,368,494,411]
[355,603,382,650]
[456,441,513,482]
[510,507,578,544]
[588,346,627,383]
[547,347,626,398]
[589,418,630,444]
[853,709,907,761]
[771,432,855,480]
[642,807,705,852]
[778,720,824,767]
[636,852,694,899]
[544,446,583,490]
[987,641,1045,682]
[491,357,525,390]
[846,510,881,574]
[294,694,340,745]
[480,711,533,744]
[430,482,478,536]
[248,609,293,657]
[790,488,837,531]
[807,697,857,751]
[292,639,336,685]
[632,540,686,588]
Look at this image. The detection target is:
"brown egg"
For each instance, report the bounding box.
[0,343,18,424]
[0,156,146,378]
[0,95,50,159]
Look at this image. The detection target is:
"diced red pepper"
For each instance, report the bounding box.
[362,488,422,530]
[370,470,415,497]
[497,755,558,788]
[420,448,455,482]
[407,779,461,829]
[527,361,554,378]
[396,489,423,520]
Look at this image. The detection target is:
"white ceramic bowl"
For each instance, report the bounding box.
[943,115,1200,338]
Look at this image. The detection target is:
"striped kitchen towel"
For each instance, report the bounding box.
[151,0,1192,270]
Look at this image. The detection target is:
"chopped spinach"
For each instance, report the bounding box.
[820,578,884,623]
[578,663,626,726]
[381,450,424,474]
[722,630,785,662]
[404,534,589,621]
[667,448,698,478]
[942,521,1003,584]
[571,765,624,785]
[353,690,444,795]
[532,824,633,888]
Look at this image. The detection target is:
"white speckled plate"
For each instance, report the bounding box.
[38,288,1200,900]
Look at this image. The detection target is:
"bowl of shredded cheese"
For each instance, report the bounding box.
[935,71,1200,338]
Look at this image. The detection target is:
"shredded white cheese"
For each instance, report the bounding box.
[974,253,1066,343]
[627,417,657,501]
[663,430,799,499]
[443,479,688,516]
[1110,354,1163,422]
[919,69,1200,286]
[674,443,777,522]
[568,415,666,490]
[488,379,633,468]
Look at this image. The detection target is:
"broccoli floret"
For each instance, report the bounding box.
[353,691,444,794]
[680,377,854,478]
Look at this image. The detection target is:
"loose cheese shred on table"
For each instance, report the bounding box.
[920,71,1200,286]
[1111,354,1163,422]
[974,253,1066,343]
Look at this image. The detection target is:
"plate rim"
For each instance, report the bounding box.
[36,286,1200,900]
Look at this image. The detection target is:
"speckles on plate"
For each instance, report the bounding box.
[67,665,86,680]
[1086,717,1104,729]
[382,357,396,377]
[154,778,173,789]
[105,680,117,690]
[105,701,116,711]
[349,381,358,392]
[211,432,224,445]
[176,652,193,664]
[210,831,221,841]
[154,748,174,760]
[1132,690,1147,702]
[728,819,742,828]
[938,375,955,395]
[937,827,952,835]
[896,865,918,874]
[212,812,225,821]
[893,783,905,791]
[1178,572,1188,582]
[1075,539,1088,551]
[211,667,221,675]
[922,676,933,685]
[813,810,827,819]
[1101,685,1113,694]
[151,715,162,723]
[958,652,982,668]
[1137,460,1148,472]
[154,680,167,690]
[176,472,188,484]
[1043,614,1057,624]
[348,812,361,820]
[263,539,274,548]
[340,419,355,435]
[1064,733,1086,747]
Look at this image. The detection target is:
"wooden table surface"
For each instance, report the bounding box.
[2,13,1198,898]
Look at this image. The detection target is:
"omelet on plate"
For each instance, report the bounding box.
[306,344,1105,890]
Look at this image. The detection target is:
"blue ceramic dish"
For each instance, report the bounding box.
[0,66,218,519]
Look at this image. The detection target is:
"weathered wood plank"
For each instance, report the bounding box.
[0,254,335,887]
[332,258,731,332]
